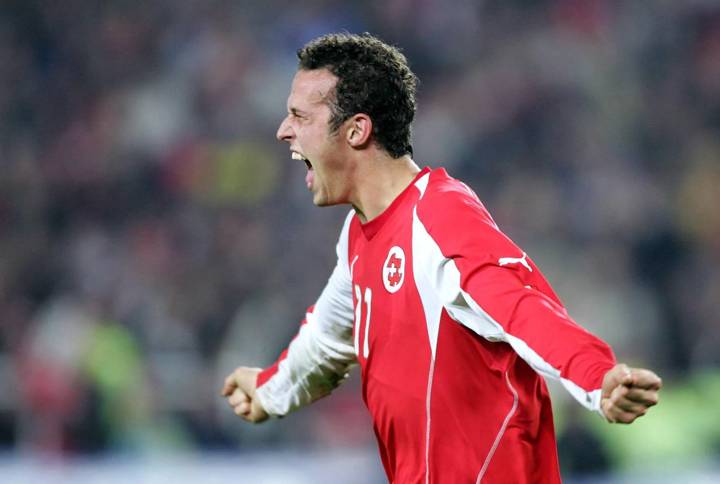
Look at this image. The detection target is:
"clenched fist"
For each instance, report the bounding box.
[221,366,269,423]
[601,363,662,424]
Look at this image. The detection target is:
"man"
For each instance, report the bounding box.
[221,33,662,483]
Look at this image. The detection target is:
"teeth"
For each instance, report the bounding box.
[291,152,306,161]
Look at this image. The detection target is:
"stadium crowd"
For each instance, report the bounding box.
[1,0,718,477]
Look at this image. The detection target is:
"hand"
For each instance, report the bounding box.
[600,363,662,424]
[221,366,269,423]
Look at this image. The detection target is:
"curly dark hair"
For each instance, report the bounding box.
[297,33,417,158]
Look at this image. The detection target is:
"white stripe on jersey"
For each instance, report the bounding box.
[411,205,445,482]
[410,208,603,414]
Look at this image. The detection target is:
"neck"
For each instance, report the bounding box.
[350,153,421,223]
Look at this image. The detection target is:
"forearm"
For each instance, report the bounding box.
[255,309,356,416]
[253,210,357,416]
[457,279,616,412]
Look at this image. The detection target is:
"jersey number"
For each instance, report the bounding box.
[353,285,372,358]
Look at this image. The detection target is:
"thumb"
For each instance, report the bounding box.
[236,367,260,395]
[221,367,261,397]
[221,373,239,397]
[228,367,262,396]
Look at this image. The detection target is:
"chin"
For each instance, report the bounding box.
[310,193,325,206]
[312,195,340,207]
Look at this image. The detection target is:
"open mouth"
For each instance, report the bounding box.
[292,151,312,170]
[292,151,314,190]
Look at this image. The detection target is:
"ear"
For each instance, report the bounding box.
[345,114,373,149]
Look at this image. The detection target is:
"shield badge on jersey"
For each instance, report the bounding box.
[383,246,405,293]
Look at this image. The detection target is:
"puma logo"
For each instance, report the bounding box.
[498,252,532,272]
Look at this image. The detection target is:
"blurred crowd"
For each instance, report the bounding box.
[0,0,718,478]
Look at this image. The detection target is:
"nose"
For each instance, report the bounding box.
[276,116,293,143]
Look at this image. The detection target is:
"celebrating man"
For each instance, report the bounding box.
[222,33,661,483]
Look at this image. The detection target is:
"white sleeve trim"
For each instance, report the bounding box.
[412,210,603,414]
[255,211,357,416]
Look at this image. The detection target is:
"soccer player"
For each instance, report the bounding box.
[221,33,662,483]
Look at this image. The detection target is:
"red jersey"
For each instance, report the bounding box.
[256,167,616,483]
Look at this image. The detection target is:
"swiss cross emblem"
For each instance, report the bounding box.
[382,246,405,293]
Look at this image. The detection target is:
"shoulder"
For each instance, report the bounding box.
[339,209,356,239]
[336,209,358,268]
[415,168,516,256]
[416,168,498,232]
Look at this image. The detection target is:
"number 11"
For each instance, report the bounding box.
[353,285,372,358]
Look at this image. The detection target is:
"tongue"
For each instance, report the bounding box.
[305,169,314,189]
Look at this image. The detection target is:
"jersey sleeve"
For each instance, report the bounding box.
[254,211,357,417]
[414,184,616,414]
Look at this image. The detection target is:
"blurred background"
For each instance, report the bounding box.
[1,0,719,482]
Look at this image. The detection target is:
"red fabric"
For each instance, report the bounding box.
[260,168,616,483]
[417,172,616,393]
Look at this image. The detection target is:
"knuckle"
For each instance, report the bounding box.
[604,407,617,423]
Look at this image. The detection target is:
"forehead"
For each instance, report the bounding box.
[288,68,337,108]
